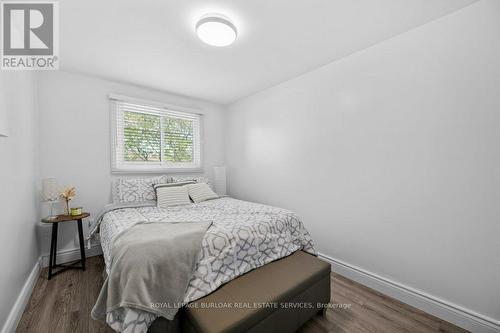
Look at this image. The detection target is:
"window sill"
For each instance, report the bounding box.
[111,167,203,174]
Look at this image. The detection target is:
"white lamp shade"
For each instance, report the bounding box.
[41,178,60,202]
[213,166,227,196]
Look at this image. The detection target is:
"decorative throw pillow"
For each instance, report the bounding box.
[153,180,195,189]
[186,183,218,203]
[112,175,171,203]
[155,185,191,208]
[172,175,211,187]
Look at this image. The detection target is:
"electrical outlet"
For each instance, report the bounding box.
[86,218,95,232]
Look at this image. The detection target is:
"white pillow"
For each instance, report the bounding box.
[155,185,191,208]
[186,183,218,203]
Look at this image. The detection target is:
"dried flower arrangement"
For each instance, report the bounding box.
[60,186,76,215]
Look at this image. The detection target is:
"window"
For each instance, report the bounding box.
[110,96,202,172]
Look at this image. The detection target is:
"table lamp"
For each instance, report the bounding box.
[41,178,60,220]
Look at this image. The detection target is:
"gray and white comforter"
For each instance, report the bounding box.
[95,197,316,333]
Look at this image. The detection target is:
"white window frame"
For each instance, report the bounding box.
[109,94,204,174]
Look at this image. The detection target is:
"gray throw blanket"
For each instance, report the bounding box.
[92,221,211,321]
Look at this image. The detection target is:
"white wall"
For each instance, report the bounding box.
[226,0,500,327]
[37,71,226,255]
[0,72,40,326]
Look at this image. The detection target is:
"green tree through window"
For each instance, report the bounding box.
[113,98,201,171]
[123,111,161,162]
[123,111,196,163]
[164,117,194,163]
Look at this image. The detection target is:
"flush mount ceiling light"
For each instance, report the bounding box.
[196,14,237,47]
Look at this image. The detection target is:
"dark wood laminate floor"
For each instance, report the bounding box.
[17,256,468,333]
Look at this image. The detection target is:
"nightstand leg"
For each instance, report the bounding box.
[48,223,58,280]
[53,223,58,267]
[77,219,86,271]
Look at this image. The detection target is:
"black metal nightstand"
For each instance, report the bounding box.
[41,213,89,280]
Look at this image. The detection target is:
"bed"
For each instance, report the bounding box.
[90,178,321,333]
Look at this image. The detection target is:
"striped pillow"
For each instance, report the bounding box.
[155,185,191,208]
[186,183,218,203]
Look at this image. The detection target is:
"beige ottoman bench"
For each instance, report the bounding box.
[174,251,331,333]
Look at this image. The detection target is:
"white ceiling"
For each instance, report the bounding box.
[60,0,476,104]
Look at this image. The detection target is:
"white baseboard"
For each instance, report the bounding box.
[1,246,103,333]
[1,258,41,333]
[318,252,500,333]
[4,249,496,333]
[40,243,102,267]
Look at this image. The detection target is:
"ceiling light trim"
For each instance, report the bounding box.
[196,14,238,47]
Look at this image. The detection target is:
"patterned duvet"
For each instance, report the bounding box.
[97,197,316,333]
